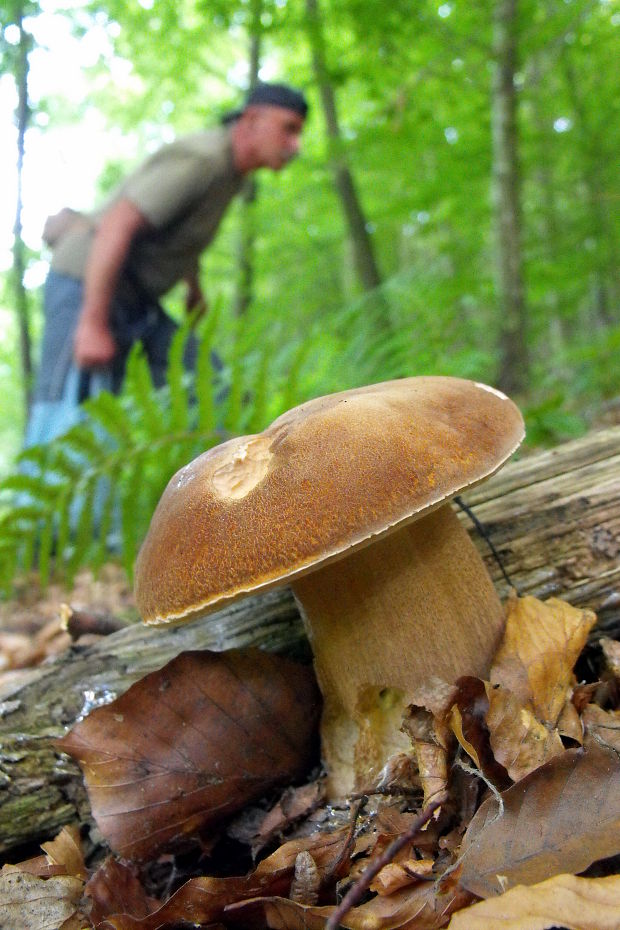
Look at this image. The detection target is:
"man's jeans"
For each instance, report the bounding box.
[24,270,197,449]
[21,271,198,545]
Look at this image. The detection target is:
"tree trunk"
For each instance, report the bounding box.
[233,3,261,318]
[1,426,619,856]
[304,0,386,306]
[561,51,620,326]
[12,10,34,426]
[528,54,572,354]
[491,0,529,396]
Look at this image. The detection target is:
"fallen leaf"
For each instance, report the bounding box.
[572,680,599,713]
[226,881,472,929]
[403,708,448,806]
[0,866,83,930]
[41,824,88,881]
[228,779,326,854]
[556,697,583,743]
[601,637,620,678]
[449,677,510,788]
[10,855,66,879]
[85,858,159,924]
[91,824,352,929]
[490,595,596,726]
[484,683,564,781]
[447,872,620,929]
[373,751,421,795]
[57,648,321,860]
[370,858,434,895]
[457,744,620,898]
[582,704,620,752]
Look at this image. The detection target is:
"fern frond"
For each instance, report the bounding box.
[122,343,164,439]
[167,322,192,433]
[81,391,132,445]
[195,304,222,434]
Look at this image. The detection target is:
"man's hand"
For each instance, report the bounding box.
[74,315,117,368]
[76,198,151,369]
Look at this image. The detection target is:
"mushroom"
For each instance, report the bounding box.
[134,376,524,797]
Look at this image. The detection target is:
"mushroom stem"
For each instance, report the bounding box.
[291,502,505,798]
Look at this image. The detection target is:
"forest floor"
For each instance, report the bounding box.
[0,563,137,691]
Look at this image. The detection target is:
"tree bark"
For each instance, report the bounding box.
[1,426,619,856]
[561,51,620,325]
[12,9,34,426]
[491,0,529,396]
[233,2,261,318]
[304,0,386,307]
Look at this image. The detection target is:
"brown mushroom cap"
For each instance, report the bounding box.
[134,376,524,625]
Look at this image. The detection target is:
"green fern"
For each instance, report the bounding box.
[0,320,251,593]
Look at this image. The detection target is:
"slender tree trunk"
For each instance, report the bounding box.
[233,0,262,317]
[528,54,573,355]
[491,0,528,396]
[12,10,34,425]
[304,0,385,300]
[561,52,620,326]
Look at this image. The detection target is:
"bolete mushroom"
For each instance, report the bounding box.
[134,376,524,797]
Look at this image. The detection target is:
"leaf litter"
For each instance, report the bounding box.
[3,592,620,929]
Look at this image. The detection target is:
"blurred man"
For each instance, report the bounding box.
[26,81,307,446]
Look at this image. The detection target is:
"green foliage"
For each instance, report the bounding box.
[0,279,506,594]
[0,320,233,592]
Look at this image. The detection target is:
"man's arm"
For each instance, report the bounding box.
[74,198,151,368]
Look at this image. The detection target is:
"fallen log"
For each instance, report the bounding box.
[0,425,618,857]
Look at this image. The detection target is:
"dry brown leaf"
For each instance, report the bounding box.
[450,704,481,768]
[484,683,565,781]
[447,872,620,929]
[92,824,352,929]
[41,824,88,881]
[449,677,510,788]
[57,648,320,860]
[556,697,583,743]
[0,866,83,930]
[582,703,620,752]
[457,743,620,898]
[226,882,472,929]
[85,857,159,924]
[490,594,596,726]
[10,855,67,879]
[601,637,620,678]
[228,779,326,853]
[403,708,448,806]
[370,858,434,895]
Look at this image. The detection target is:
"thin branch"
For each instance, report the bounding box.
[325,793,447,930]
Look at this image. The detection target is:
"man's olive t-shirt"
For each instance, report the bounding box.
[51,127,243,297]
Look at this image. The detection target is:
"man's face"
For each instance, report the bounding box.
[249,105,305,170]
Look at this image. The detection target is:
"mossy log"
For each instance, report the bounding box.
[0,426,619,857]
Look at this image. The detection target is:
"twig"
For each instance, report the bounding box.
[453,758,504,820]
[325,793,447,930]
[324,797,365,886]
[454,495,516,592]
[349,785,421,800]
